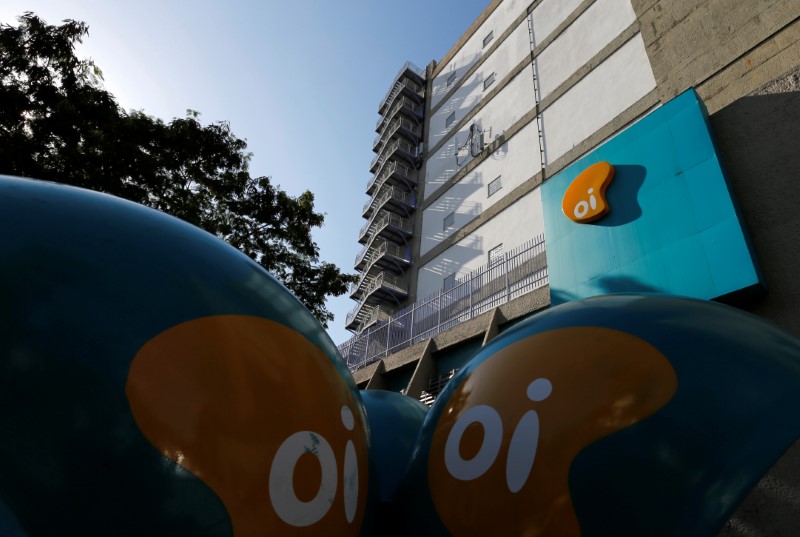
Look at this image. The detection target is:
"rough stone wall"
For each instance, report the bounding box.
[632,0,800,112]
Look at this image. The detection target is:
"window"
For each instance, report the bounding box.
[488,243,504,266]
[483,72,496,91]
[443,211,455,230]
[483,30,494,48]
[488,176,502,197]
[446,111,456,128]
[443,273,456,290]
[447,71,457,87]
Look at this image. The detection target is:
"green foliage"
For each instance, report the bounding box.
[0,12,356,327]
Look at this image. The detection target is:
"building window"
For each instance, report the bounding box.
[443,273,456,290]
[483,31,494,48]
[488,244,504,266]
[447,71,457,87]
[483,72,496,91]
[446,111,456,128]
[488,176,502,197]
[443,211,455,230]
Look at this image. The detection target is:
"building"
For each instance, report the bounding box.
[340,1,799,533]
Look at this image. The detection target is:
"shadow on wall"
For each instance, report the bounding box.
[426,234,485,280]
[710,90,800,341]
[431,52,481,103]
[434,71,488,141]
[597,164,646,228]
[706,85,800,537]
[426,171,484,245]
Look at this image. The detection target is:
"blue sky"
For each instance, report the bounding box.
[1,1,490,345]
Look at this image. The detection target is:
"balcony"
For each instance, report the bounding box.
[349,272,375,300]
[366,160,416,196]
[370,138,417,175]
[362,184,415,220]
[377,61,425,114]
[353,238,411,279]
[373,116,422,152]
[358,210,413,245]
[345,271,409,329]
[360,304,395,332]
[375,95,423,133]
[345,303,394,333]
[345,303,373,332]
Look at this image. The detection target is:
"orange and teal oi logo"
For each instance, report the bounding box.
[125,315,368,536]
[562,162,615,223]
[426,327,677,536]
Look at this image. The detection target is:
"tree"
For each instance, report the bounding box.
[0,12,356,327]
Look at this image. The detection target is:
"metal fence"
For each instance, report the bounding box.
[338,235,548,372]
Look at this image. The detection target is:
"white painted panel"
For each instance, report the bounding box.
[537,0,636,99]
[425,65,535,200]
[423,137,460,201]
[429,21,531,147]
[430,0,529,110]
[417,188,545,299]
[530,0,585,46]
[421,121,542,256]
[542,34,656,164]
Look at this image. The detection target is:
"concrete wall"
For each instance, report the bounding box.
[632,0,800,113]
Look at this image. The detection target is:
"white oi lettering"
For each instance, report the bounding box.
[573,188,598,219]
[444,378,551,493]
[268,405,358,527]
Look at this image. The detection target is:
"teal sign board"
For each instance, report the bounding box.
[541,89,761,305]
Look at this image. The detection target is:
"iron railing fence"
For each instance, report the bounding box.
[338,235,548,372]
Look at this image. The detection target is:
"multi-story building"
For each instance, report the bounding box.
[341,1,799,531]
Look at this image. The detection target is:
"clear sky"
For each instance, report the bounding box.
[1,1,490,345]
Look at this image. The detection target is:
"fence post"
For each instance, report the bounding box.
[410,305,415,344]
[505,252,511,303]
[385,318,391,356]
[468,275,473,319]
[364,330,371,367]
[437,288,443,334]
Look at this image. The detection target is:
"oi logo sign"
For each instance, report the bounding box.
[426,327,677,536]
[561,162,615,223]
[126,315,368,537]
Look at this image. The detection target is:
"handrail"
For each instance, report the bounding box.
[362,182,414,218]
[376,95,421,130]
[346,271,409,325]
[350,239,409,295]
[370,137,415,172]
[373,116,421,149]
[366,160,414,194]
[377,61,425,111]
[359,205,411,241]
